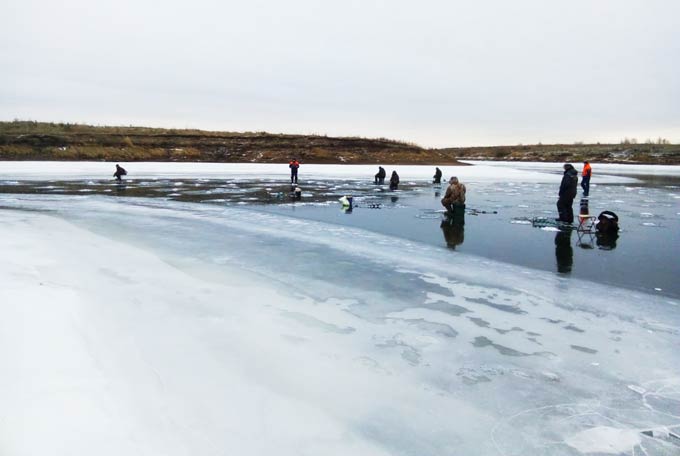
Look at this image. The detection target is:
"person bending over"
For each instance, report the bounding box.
[441,176,466,212]
[113,164,127,181]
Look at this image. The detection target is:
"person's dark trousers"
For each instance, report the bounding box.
[557,198,574,223]
[581,176,590,196]
[374,174,380,184]
[291,169,298,183]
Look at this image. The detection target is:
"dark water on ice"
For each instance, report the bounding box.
[1,175,679,298]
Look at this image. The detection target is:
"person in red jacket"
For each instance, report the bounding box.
[289,158,300,184]
[581,161,592,197]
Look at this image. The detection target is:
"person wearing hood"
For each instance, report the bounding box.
[596,210,619,235]
[556,163,578,223]
[113,164,127,181]
[441,176,466,213]
[433,167,442,184]
[389,170,400,190]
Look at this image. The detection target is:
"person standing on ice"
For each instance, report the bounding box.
[433,167,442,184]
[441,176,466,213]
[113,164,127,181]
[389,170,400,190]
[581,161,592,197]
[374,166,386,184]
[556,163,578,223]
[289,158,300,184]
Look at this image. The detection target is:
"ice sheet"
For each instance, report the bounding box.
[1,195,679,456]
[464,160,680,177]
[0,161,639,183]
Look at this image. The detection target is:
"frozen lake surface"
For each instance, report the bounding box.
[1,162,679,455]
[2,162,678,297]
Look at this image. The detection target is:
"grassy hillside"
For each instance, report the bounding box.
[3,121,677,165]
[0,121,462,165]
[435,143,680,164]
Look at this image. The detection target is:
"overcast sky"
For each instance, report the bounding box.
[1,0,678,147]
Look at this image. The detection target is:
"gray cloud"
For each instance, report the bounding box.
[1,0,678,146]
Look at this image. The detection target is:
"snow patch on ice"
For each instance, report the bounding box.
[1,195,679,456]
[565,426,641,454]
[0,161,644,183]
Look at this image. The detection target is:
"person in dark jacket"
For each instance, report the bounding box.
[595,210,619,250]
[556,163,578,223]
[113,164,127,181]
[433,167,442,184]
[374,166,386,184]
[596,210,619,235]
[389,171,400,190]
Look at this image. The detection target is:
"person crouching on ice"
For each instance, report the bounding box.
[114,164,127,181]
[596,211,619,235]
[389,171,400,190]
[374,166,386,184]
[290,186,302,200]
[441,176,466,213]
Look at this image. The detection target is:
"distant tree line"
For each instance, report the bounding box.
[621,137,671,145]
